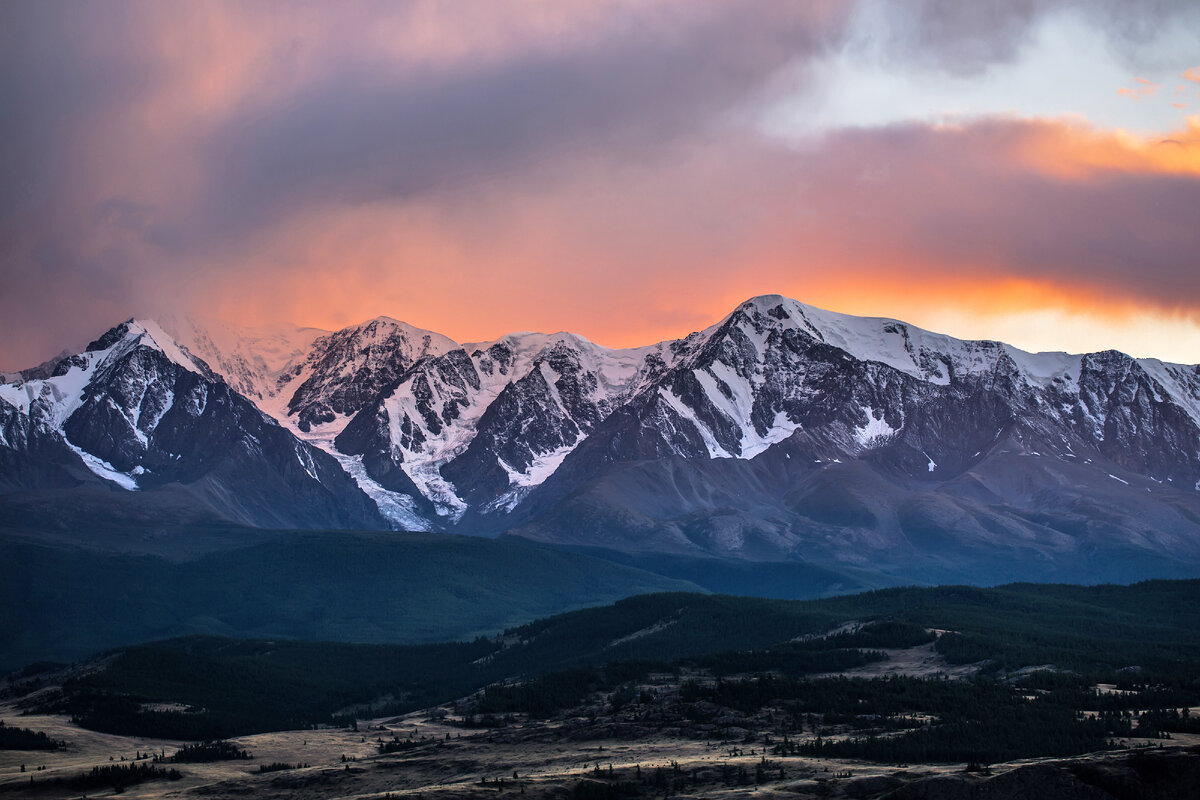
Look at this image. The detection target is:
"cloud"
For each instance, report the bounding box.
[2,1,1200,369]
[1117,78,1163,99]
[147,116,1200,359]
[186,3,843,248]
[0,1,851,365]
[833,0,1200,77]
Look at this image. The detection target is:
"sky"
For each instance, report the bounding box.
[2,0,1200,370]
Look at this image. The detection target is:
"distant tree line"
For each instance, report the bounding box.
[0,720,65,751]
[167,740,252,763]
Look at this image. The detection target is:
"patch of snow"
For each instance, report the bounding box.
[923,451,937,472]
[663,359,800,459]
[330,451,431,531]
[490,440,584,513]
[295,443,319,481]
[187,386,207,416]
[1109,474,1130,485]
[854,407,897,447]
[135,387,173,439]
[289,412,354,445]
[1000,346,1080,388]
[506,440,580,489]
[735,320,774,378]
[659,386,730,459]
[538,361,566,413]
[66,442,139,490]
[0,351,100,422]
[0,381,35,415]
[737,369,799,455]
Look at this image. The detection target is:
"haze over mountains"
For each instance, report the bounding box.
[3,295,1200,585]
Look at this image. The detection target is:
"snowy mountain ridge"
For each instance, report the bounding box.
[0,319,208,426]
[0,318,384,528]
[22,297,1200,523]
[347,330,688,518]
[4,296,1200,578]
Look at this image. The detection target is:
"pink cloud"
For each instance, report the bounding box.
[154,117,1200,359]
[1119,77,1160,99]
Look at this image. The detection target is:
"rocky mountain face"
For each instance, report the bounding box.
[508,298,1200,579]
[334,331,688,519]
[4,297,1200,583]
[161,315,457,431]
[0,320,384,530]
[285,318,459,432]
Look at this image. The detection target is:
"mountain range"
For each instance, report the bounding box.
[4,295,1200,584]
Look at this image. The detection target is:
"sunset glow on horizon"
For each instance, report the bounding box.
[3,1,1200,369]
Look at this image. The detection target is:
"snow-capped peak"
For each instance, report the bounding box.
[355,316,460,347]
[726,295,1087,388]
[0,318,207,420]
[119,319,210,376]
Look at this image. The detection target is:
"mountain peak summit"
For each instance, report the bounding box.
[82,319,210,377]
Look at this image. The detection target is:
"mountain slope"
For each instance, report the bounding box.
[508,297,1200,576]
[0,320,384,529]
[335,331,689,518]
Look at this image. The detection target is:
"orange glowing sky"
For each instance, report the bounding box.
[2,1,1200,369]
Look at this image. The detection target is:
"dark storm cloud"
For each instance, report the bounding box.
[171,5,845,248]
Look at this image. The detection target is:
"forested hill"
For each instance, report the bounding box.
[13,580,1199,743]
[0,532,701,672]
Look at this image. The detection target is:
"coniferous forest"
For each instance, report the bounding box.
[5,579,1195,768]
